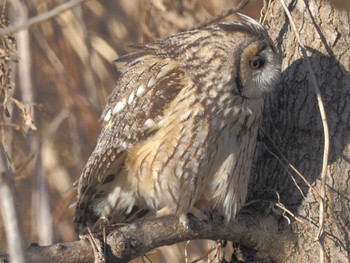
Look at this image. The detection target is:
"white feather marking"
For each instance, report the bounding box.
[208,89,218,98]
[152,170,159,181]
[147,76,157,88]
[180,110,192,121]
[120,141,127,149]
[136,84,146,97]
[128,91,135,104]
[104,109,112,122]
[156,64,175,79]
[112,100,126,115]
[176,144,186,157]
[175,165,183,178]
[144,118,156,128]
[68,202,76,209]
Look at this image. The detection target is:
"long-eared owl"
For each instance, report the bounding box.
[74,14,280,233]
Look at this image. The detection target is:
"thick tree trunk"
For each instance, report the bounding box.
[250,0,350,262]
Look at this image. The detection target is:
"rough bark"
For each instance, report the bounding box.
[251,0,350,262]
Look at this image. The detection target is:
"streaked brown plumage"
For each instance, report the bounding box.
[74,14,281,233]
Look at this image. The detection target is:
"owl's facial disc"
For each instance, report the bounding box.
[237,41,280,99]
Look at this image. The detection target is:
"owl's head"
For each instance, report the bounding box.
[154,13,281,100]
[218,14,281,99]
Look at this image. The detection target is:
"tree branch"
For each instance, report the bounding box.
[0,206,298,263]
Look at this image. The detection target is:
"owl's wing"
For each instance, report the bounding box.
[74,46,190,232]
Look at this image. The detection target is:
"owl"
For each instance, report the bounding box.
[73,14,280,233]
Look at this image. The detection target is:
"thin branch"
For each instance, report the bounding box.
[188,0,251,30]
[260,0,273,24]
[278,1,331,263]
[0,143,26,263]
[2,0,89,35]
[275,202,305,224]
[191,243,217,263]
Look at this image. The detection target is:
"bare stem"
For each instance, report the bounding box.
[188,0,251,30]
[0,143,26,263]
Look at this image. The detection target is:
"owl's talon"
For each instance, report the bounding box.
[156,206,173,217]
[179,213,190,229]
[189,207,209,223]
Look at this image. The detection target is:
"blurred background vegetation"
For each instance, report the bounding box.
[1,0,262,261]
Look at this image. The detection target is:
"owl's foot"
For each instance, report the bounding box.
[192,201,220,223]
[203,208,222,223]
[179,212,190,229]
[188,207,209,222]
[155,206,212,228]
[155,206,173,217]
[180,207,217,228]
[155,206,191,229]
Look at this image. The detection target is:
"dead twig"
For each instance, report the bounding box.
[0,143,26,263]
[191,243,217,263]
[188,0,251,30]
[260,0,273,24]
[2,0,89,35]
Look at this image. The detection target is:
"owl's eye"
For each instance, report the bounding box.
[249,56,265,69]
